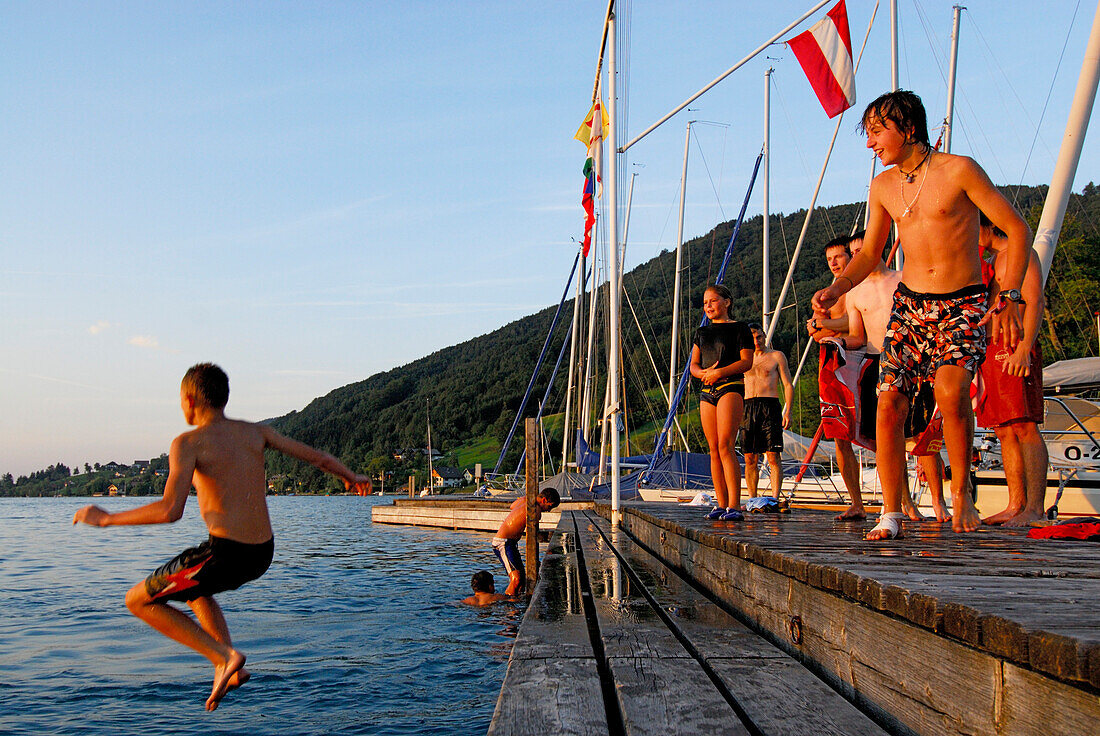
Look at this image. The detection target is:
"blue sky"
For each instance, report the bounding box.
[2,1,1097,477]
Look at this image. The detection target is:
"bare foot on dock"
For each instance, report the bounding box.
[835,504,867,521]
[930,500,952,523]
[207,650,246,711]
[903,504,928,522]
[1002,509,1044,528]
[982,506,1023,526]
[951,493,982,533]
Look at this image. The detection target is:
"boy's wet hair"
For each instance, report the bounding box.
[824,234,852,257]
[748,323,763,333]
[539,488,561,508]
[860,90,930,148]
[979,211,1007,238]
[182,363,230,409]
[471,570,495,593]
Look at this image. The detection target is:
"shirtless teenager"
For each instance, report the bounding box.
[814,90,1029,540]
[743,324,794,499]
[809,235,865,519]
[977,214,1048,527]
[493,489,560,595]
[73,363,372,710]
[845,234,951,522]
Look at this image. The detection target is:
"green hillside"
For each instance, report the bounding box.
[7,184,1100,497]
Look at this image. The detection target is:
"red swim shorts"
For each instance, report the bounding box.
[977,342,1044,428]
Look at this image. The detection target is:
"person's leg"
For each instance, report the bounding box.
[867,390,910,539]
[834,439,864,520]
[700,401,728,508]
[189,596,250,690]
[125,585,245,710]
[933,364,981,533]
[744,452,761,498]
[984,424,1025,524]
[766,451,783,499]
[715,393,745,510]
[918,454,950,522]
[1003,421,1049,527]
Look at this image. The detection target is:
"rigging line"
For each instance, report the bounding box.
[690,125,730,222]
[771,75,815,182]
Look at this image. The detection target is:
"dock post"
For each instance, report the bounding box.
[525,417,539,594]
[408,475,415,498]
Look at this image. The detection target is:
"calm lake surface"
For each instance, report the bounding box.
[0,496,520,735]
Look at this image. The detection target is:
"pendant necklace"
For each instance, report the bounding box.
[899,151,933,217]
[898,146,932,183]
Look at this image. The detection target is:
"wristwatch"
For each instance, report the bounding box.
[999,288,1023,303]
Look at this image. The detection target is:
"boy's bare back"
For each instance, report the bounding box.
[179,419,274,544]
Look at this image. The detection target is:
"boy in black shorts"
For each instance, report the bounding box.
[742,324,793,500]
[73,363,372,710]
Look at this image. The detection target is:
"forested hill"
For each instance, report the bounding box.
[262,183,1100,487]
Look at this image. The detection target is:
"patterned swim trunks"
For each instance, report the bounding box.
[878,282,988,400]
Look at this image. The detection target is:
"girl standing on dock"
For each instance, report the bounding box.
[691,284,755,521]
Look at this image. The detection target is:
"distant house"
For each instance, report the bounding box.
[430,466,465,489]
[133,460,150,472]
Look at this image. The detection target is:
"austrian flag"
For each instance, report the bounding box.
[788,0,856,118]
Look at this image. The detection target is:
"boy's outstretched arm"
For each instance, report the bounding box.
[73,435,194,527]
[261,426,372,494]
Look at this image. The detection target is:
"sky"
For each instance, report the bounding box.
[3,0,1098,478]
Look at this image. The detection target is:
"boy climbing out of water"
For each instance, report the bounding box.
[492,489,560,595]
[813,90,1029,540]
[72,363,372,711]
[461,570,513,607]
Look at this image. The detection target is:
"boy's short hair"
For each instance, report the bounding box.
[471,570,495,593]
[824,235,852,257]
[538,488,561,508]
[979,211,1007,238]
[748,322,763,333]
[182,363,230,409]
[860,90,930,148]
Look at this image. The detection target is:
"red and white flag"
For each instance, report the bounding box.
[788,0,856,118]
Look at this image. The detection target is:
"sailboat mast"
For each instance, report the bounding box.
[561,247,584,470]
[669,120,691,433]
[1033,0,1100,284]
[763,68,772,334]
[942,5,964,153]
[607,7,622,523]
[426,399,433,493]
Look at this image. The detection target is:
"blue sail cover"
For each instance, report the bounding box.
[571,450,718,500]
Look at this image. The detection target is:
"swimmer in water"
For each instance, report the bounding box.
[73,363,372,711]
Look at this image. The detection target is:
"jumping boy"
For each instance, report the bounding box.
[813,90,1029,540]
[73,363,372,710]
[492,488,560,595]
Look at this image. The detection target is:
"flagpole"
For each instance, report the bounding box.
[620,0,831,153]
[765,0,878,347]
[763,68,773,335]
[607,7,623,525]
[669,120,691,438]
[942,5,964,153]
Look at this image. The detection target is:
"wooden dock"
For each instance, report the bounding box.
[484,502,1099,736]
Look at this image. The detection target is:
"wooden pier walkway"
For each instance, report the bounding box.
[486,503,1100,736]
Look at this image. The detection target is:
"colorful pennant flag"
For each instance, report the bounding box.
[788,0,856,118]
[575,99,608,257]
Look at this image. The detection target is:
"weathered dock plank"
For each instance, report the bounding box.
[609,502,1100,736]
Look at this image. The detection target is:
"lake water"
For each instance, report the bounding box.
[0,496,521,735]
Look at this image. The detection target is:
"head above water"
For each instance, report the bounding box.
[471,570,495,594]
[703,284,733,321]
[860,90,930,149]
[181,363,229,410]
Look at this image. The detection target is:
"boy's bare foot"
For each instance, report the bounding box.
[206,650,246,711]
[835,504,867,521]
[903,505,928,522]
[952,493,982,533]
[930,501,952,523]
[982,506,1023,525]
[1002,509,1044,528]
[227,668,251,692]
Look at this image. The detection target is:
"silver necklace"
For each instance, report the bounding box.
[899,152,932,217]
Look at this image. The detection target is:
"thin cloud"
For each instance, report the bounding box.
[88,320,113,335]
[127,335,178,354]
